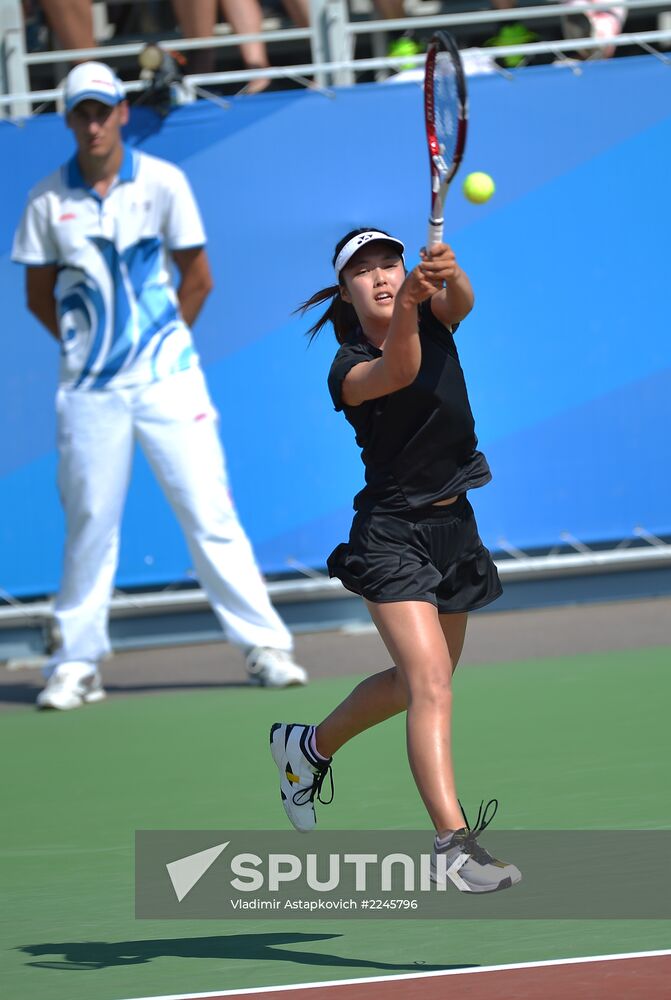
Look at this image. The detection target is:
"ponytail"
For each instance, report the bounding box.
[296,284,360,345]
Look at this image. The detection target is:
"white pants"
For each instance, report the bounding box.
[51,366,292,666]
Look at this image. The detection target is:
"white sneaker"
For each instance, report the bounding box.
[246,647,308,688]
[36,661,106,711]
[270,722,333,831]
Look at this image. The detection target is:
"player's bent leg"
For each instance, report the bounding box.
[315,666,407,758]
[269,666,407,828]
[135,369,307,687]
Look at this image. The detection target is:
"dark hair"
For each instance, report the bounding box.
[297,227,397,345]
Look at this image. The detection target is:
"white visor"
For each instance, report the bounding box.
[334,231,405,279]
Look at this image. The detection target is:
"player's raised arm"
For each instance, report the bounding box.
[423,243,474,327]
[340,266,429,407]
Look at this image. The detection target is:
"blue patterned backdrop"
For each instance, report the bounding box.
[1,56,669,596]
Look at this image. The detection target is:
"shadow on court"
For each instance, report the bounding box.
[20,932,473,974]
[0,678,254,707]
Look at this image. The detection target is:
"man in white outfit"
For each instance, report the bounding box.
[12,61,308,709]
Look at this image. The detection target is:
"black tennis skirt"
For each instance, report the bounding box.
[327,494,502,614]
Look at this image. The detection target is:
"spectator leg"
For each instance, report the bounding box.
[40,0,96,50]
[281,0,310,29]
[171,0,218,75]
[374,0,404,16]
[218,0,271,92]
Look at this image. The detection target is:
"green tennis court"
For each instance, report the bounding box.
[1,640,670,1000]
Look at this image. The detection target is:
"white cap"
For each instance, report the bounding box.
[64,61,125,112]
[334,230,405,279]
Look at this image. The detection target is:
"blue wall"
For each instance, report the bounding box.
[1,56,669,596]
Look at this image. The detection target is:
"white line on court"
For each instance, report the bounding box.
[120,949,671,1000]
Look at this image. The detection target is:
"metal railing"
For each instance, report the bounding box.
[1,0,671,116]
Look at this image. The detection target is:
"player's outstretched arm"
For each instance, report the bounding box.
[342,263,437,407]
[26,266,60,340]
[423,243,474,327]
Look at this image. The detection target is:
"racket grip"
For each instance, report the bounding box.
[427,218,444,248]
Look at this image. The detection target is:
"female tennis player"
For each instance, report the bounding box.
[271,228,520,892]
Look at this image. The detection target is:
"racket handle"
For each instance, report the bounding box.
[427,218,444,248]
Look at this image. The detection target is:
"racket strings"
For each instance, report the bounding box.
[432,53,459,167]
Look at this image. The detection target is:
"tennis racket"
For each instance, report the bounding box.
[424,31,468,248]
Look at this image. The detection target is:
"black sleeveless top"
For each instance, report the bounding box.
[327,299,491,513]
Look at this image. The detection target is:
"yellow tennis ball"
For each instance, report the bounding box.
[463,172,495,204]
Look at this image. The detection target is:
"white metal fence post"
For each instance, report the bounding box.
[309,0,330,88]
[0,0,29,117]
[325,0,354,87]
